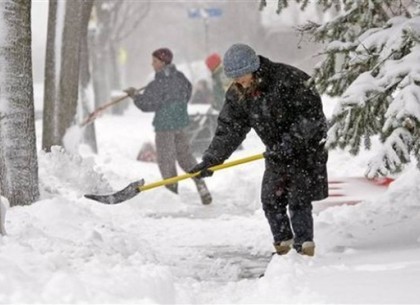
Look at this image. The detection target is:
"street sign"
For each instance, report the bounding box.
[187,8,222,19]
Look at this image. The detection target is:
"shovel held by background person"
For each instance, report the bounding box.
[80,86,145,127]
[84,153,264,205]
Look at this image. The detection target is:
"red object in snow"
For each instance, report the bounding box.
[313,176,394,213]
[137,142,157,163]
[371,177,394,186]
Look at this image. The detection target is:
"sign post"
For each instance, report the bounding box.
[187,8,223,54]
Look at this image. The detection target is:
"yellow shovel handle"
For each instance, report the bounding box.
[138,153,264,192]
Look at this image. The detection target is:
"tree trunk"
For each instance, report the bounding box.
[44,0,99,152]
[42,0,84,150]
[79,0,97,153]
[91,2,112,108]
[56,0,83,143]
[42,0,58,151]
[0,0,40,207]
[0,195,8,235]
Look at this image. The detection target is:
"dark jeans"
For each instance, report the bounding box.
[261,165,314,247]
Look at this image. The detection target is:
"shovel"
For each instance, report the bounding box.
[84,153,264,204]
[80,87,145,127]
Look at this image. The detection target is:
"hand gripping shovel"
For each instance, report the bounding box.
[84,153,264,204]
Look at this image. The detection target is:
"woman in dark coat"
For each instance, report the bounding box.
[190,44,328,256]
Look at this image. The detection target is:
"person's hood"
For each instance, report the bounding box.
[156,64,176,79]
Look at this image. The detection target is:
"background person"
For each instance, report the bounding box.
[205,52,230,112]
[124,48,212,205]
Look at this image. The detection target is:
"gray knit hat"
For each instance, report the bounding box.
[223,43,260,78]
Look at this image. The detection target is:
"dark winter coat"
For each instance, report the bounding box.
[203,56,328,201]
[134,64,192,131]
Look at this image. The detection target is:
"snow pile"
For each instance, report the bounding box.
[317,165,420,253]
[63,125,84,154]
[38,146,112,199]
[0,196,176,303]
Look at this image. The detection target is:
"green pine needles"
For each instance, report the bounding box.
[261,0,420,177]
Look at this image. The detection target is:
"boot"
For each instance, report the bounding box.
[273,239,293,255]
[296,241,315,257]
[301,241,315,256]
[165,183,178,194]
[193,178,212,205]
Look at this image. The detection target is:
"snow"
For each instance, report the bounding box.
[1,91,420,303]
[63,125,84,154]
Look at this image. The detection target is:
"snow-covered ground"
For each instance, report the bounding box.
[1,96,420,304]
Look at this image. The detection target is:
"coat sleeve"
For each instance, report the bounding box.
[202,90,251,164]
[290,83,327,148]
[133,80,164,112]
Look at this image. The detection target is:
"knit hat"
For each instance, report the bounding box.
[205,53,221,71]
[152,48,173,65]
[223,43,260,78]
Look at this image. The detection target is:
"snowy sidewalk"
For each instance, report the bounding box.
[2,112,420,303]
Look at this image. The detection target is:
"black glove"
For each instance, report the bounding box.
[263,150,279,162]
[123,87,137,98]
[188,155,223,178]
[189,159,216,178]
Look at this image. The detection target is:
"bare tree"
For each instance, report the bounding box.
[42,0,58,151]
[0,0,40,206]
[42,0,95,152]
[79,0,97,153]
[56,1,83,145]
[91,0,150,112]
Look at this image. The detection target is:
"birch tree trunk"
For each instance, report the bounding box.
[79,0,97,153]
[0,0,40,207]
[57,1,83,143]
[42,0,57,151]
[42,0,84,150]
[43,0,99,152]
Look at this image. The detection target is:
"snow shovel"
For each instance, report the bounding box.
[80,87,145,127]
[84,153,264,204]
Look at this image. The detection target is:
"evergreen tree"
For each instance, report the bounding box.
[262,0,420,178]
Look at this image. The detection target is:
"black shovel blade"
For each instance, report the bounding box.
[84,179,144,204]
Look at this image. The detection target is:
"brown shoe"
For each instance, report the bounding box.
[273,239,293,255]
[300,241,315,256]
